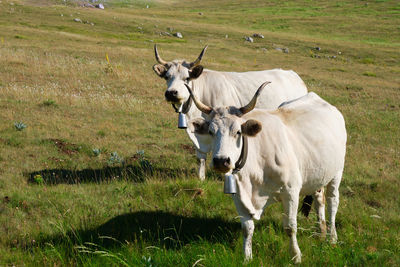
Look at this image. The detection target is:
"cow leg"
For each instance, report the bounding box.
[241,216,254,261]
[196,150,206,181]
[314,188,327,239]
[232,195,254,261]
[282,188,301,264]
[326,169,343,244]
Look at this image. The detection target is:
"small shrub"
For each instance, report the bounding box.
[97,130,106,137]
[33,174,44,185]
[14,122,27,131]
[41,99,58,107]
[363,72,376,77]
[92,148,101,156]
[108,152,123,165]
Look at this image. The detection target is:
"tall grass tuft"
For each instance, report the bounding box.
[76,240,131,267]
[105,53,114,74]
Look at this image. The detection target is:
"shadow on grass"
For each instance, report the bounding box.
[27,164,197,184]
[27,162,223,184]
[36,211,241,250]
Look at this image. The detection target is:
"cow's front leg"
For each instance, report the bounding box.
[232,194,255,261]
[241,217,254,261]
[196,150,206,181]
[282,188,301,264]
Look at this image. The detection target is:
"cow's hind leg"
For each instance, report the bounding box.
[282,187,302,264]
[314,188,327,239]
[196,150,206,181]
[326,169,343,244]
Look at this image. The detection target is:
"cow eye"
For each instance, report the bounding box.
[236,131,241,136]
[164,73,171,80]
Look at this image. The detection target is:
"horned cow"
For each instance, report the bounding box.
[153,45,308,180]
[186,82,347,263]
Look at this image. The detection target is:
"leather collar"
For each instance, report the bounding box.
[172,81,194,114]
[232,135,248,174]
[172,96,192,114]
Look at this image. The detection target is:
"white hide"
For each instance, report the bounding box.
[191,92,346,263]
[183,68,308,179]
[237,92,345,213]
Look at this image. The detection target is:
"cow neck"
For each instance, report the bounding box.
[172,81,193,114]
[232,135,248,174]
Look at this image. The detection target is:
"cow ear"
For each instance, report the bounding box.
[241,119,262,137]
[189,65,204,79]
[188,118,209,135]
[153,64,167,78]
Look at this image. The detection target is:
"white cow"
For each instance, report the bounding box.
[185,82,347,263]
[153,45,308,180]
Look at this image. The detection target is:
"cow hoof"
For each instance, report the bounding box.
[292,254,301,264]
[330,233,338,244]
[243,256,253,264]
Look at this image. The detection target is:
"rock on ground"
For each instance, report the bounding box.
[245,36,254,43]
[253,33,264,38]
[174,32,183,38]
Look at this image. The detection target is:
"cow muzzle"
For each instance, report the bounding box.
[212,157,232,173]
[165,90,181,103]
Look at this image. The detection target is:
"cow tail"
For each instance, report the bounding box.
[300,195,313,217]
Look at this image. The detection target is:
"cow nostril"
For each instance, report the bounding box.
[212,158,218,166]
[213,157,231,168]
[165,90,178,100]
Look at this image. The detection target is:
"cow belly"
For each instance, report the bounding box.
[300,164,344,195]
[300,175,331,195]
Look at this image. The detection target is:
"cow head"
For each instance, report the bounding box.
[186,82,270,173]
[152,45,207,105]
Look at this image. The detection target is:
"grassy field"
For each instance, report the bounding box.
[0,0,399,265]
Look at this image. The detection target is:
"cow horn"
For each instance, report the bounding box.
[190,45,208,68]
[154,44,168,65]
[184,84,212,114]
[239,81,271,115]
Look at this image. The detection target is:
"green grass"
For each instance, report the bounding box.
[0,0,399,266]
